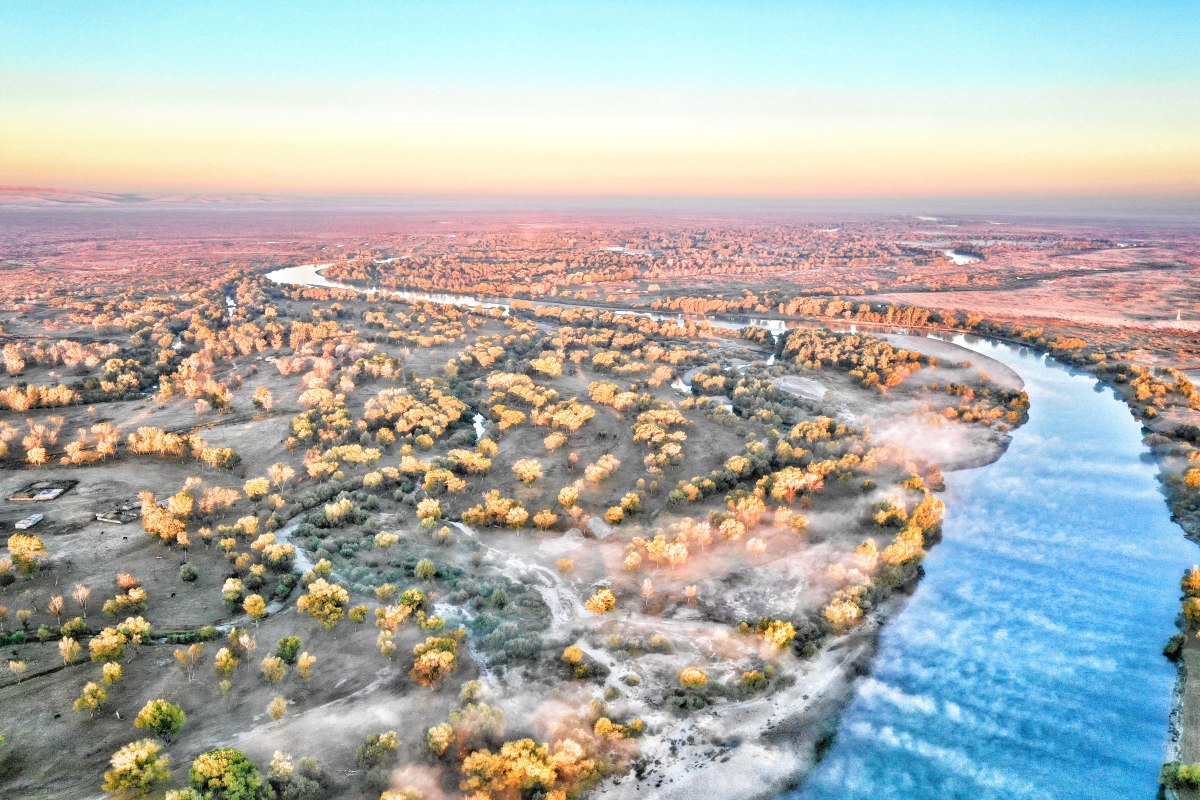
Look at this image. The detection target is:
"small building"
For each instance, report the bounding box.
[95,500,140,525]
[15,513,44,530]
[9,479,77,502]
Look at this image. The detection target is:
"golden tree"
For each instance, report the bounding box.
[7,534,47,576]
[411,636,459,689]
[174,643,205,682]
[678,666,708,689]
[59,636,82,665]
[261,655,287,683]
[102,739,170,796]
[297,578,349,631]
[297,652,317,681]
[243,594,267,626]
[585,588,616,616]
[268,696,288,721]
[512,458,544,484]
[73,681,107,715]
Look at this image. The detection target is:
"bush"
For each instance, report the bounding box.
[180,564,199,583]
[273,574,299,601]
[1165,633,1187,662]
[1161,761,1200,789]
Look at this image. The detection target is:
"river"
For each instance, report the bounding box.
[790,335,1194,800]
[265,265,1193,798]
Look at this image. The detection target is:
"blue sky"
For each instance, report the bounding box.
[1,1,1197,195]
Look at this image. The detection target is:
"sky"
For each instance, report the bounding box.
[1,1,1198,198]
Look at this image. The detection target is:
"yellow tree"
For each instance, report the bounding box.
[411,636,459,689]
[59,636,81,665]
[297,578,349,631]
[585,588,616,616]
[679,666,708,689]
[7,534,47,576]
[101,739,170,796]
[243,594,267,626]
[174,643,205,682]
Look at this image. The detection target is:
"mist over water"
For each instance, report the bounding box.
[791,336,1195,800]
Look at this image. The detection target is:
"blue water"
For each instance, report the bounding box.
[791,335,1195,800]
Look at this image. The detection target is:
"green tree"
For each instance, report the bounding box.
[134,699,187,742]
[189,748,264,800]
[275,636,302,665]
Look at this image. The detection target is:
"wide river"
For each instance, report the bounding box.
[791,335,1194,800]
[266,265,1194,798]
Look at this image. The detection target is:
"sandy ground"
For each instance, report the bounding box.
[880,334,1023,392]
[596,599,896,800]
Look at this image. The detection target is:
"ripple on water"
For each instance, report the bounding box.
[789,336,1194,800]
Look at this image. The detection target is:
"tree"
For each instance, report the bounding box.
[757,619,796,650]
[174,643,205,682]
[411,636,458,689]
[261,656,286,683]
[73,583,92,617]
[59,636,81,665]
[512,459,543,484]
[189,748,264,800]
[275,637,302,665]
[416,498,442,527]
[74,681,107,715]
[460,738,558,798]
[134,699,187,742]
[1186,467,1200,489]
[297,652,316,681]
[381,789,424,800]
[243,595,267,626]
[297,579,349,631]
[102,739,170,797]
[243,478,270,501]
[48,594,65,625]
[7,534,47,576]
[89,627,128,662]
[678,666,707,689]
[357,731,399,769]
[214,647,239,677]
[585,588,616,615]
[267,696,287,721]
[252,386,273,411]
[166,791,204,800]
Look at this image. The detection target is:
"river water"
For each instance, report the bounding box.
[265,265,1193,798]
[790,335,1194,800]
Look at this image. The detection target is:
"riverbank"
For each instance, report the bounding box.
[597,577,934,800]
